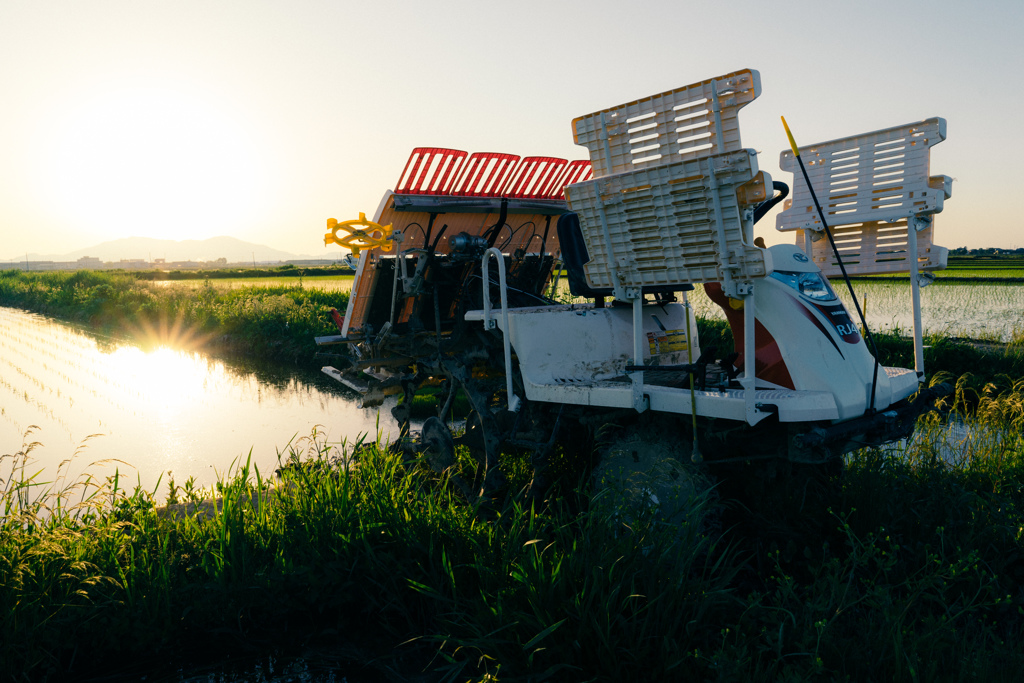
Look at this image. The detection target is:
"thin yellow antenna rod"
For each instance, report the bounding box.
[780,115,882,413]
[781,116,800,157]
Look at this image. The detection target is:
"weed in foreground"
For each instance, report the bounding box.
[5,403,1024,681]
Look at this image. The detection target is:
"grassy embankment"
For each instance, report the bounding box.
[0,268,346,365]
[133,263,353,281]
[5,267,1024,679]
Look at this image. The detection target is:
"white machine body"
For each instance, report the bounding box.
[736,244,918,421]
[500,302,698,386]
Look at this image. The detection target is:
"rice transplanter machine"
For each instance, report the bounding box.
[315,68,953,494]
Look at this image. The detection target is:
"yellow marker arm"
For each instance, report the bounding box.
[324,212,394,257]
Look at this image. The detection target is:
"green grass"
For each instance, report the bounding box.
[6,272,1024,679]
[133,263,355,281]
[148,274,353,292]
[948,255,1024,268]
[5,375,1024,681]
[851,270,1024,281]
[399,386,472,420]
[0,269,347,364]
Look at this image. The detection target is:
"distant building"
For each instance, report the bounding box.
[116,259,149,270]
[77,256,103,269]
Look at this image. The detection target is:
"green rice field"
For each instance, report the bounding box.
[147,275,354,292]
[685,280,1024,343]
[843,256,1024,281]
[139,265,1024,348]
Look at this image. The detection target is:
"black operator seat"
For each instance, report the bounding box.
[555,213,693,299]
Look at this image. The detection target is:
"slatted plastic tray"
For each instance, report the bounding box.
[776,118,949,231]
[565,149,771,292]
[451,152,520,196]
[395,147,467,195]
[775,117,951,276]
[572,69,761,178]
[504,157,568,199]
[794,219,948,276]
[394,149,593,200]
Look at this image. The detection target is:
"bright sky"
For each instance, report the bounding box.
[1,0,1020,262]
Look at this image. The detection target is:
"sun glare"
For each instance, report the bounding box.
[107,345,210,418]
[38,85,272,241]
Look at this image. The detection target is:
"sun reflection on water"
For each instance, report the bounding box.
[0,307,397,499]
[105,346,216,418]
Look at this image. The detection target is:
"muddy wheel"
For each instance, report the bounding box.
[442,357,509,496]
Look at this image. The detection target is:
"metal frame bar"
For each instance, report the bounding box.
[630,294,648,413]
[481,248,521,412]
[908,217,925,379]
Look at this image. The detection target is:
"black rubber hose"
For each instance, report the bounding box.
[753,181,790,224]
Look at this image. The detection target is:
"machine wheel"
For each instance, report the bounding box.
[460,410,487,453]
[421,416,455,472]
[592,423,718,537]
[419,416,475,503]
[442,359,509,497]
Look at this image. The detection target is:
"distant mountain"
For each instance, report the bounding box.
[10,236,340,264]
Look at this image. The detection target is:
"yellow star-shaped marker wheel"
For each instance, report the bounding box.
[324,213,394,256]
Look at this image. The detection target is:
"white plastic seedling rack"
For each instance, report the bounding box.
[776,117,952,377]
[562,68,771,421]
[571,68,762,178]
[566,150,772,297]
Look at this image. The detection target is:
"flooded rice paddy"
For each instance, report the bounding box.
[0,306,396,501]
[686,280,1024,342]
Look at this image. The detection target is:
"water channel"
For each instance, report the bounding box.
[0,306,398,501]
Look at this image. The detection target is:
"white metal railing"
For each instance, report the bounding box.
[480,248,521,413]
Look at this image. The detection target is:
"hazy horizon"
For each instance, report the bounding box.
[0,234,352,264]
[2,0,1021,259]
